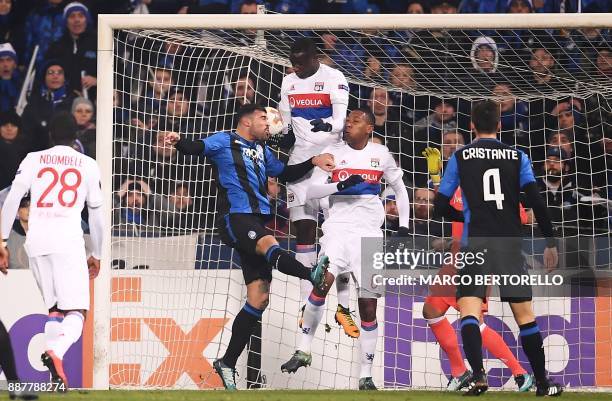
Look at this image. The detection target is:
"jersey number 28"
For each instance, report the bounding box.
[37,167,82,208]
[483,168,504,210]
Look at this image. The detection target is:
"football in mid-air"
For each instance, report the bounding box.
[265,106,284,135]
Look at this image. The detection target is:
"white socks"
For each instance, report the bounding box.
[296,246,317,303]
[335,273,350,308]
[47,311,85,359]
[359,320,378,378]
[298,292,325,354]
[45,312,64,352]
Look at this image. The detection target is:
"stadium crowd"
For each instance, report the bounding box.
[0,0,610,269]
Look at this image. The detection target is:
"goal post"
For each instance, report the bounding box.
[95,13,612,391]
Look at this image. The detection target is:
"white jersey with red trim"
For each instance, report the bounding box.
[279,64,349,164]
[11,146,103,256]
[313,142,403,230]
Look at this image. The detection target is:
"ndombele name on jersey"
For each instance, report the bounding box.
[462,147,519,160]
[39,154,84,167]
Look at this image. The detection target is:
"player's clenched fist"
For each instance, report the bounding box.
[87,256,100,279]
[164,131,181,147]
[422,147,442,184]
[312,153,335,172]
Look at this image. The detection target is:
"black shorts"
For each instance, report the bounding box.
[456,243,532,303]
[217,213,272,285]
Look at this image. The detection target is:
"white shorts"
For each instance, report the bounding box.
[287,169,321,222]
[29,249,90,311]
[319,225,383,298]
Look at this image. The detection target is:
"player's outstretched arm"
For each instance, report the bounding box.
[165,131,205,155]
[276,153,335,183]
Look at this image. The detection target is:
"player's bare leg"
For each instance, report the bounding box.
[215,279,270,390]
[41,306,87,392]
[458,296,488,396]
[357,298,378,390]
[423,302,471,391]
[281,265,334,374]
[509,301,562,397]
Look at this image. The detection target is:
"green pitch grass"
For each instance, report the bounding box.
[39,390,612,401]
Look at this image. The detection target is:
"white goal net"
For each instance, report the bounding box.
[95,13,612,391]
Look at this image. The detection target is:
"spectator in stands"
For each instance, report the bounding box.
[6,195,29,269]
[430,0,459,13]
[537,147,578,236]
[113,179,156,229]
[507,0,533,13]
[152,181,195,231]
[71,96,95,157]
[24,0,65,68]
[441,130,465,162]
[45,1,97,98]
[0,42,21,112]
[0,110,27,189]
[381,187,399,232]
[494,83,530,151]
[265,177,289,236]
[0,0,15,44]
[275,0,309,13]
[137,65,174,116]
[528,47,559,88]
[596,47,611,78]
[21,59,75,150]
[469,36,502,89]
[365,87,407,158]
[561,28,608,75]
[406,1,427,13]
[412,187,447,250]
[161,88,208,134]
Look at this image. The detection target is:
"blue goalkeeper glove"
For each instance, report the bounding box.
[310,119,333,133]
[337,174,364,191]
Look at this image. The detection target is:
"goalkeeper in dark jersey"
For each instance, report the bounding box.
[433,100,563,397]
[164,104,338,390]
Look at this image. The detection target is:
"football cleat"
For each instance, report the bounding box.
[213,358,237,391]
[536,378,563,397]
[41,351,68,392]
[281,350,312,374]
[464,371,488,396]
[358,377,377,390]
[447,369,472,391]
[335,304,360,338]
[515,373,535,392]
[310,255,329,290]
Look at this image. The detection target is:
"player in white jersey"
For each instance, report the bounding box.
[280,108,411,390]
[278,38,357,337]
[0,112,104,392]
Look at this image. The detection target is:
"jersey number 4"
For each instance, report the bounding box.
[483,168,504,210]
[37,167,82,208]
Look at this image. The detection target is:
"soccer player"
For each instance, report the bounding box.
[0,112,104,392]
[423,147,534,392]
[433,100,563,396]
[164,104,333,390]
[277,38,358,338]
[280,108,410,390]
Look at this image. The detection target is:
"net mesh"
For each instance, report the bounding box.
[107,23,611,390]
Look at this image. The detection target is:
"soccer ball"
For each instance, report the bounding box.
[265,106,284,135]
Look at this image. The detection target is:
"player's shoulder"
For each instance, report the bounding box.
[207,131,231,144]
[321,64,346,80]
[368,142,393,155]
[321,141,345,155]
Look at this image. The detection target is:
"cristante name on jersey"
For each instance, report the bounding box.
[39,154,83,167]
[462,147,519,160]
[332,168,384,183]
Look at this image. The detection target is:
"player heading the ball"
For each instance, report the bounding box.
[164,103,336,390]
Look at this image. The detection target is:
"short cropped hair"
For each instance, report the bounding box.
[471,100,500,134]
[236,103,266,123]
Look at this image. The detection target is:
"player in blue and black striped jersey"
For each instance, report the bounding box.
[433,100,563,397]
[164,104,360,390]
